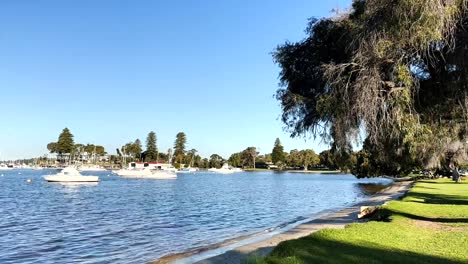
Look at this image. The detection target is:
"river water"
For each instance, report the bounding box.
[0,169,391,264]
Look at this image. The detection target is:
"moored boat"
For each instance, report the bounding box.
[44,167,99,182]
[115,167,153,177]
[117,168,177,179]
[208,163,243,174]
[178,167,198,173]
[78,165,107,172]
[0,164,13,170]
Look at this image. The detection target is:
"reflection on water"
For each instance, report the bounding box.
[51,182,100,188]
[0,169,391,264]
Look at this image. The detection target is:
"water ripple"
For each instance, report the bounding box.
[0,169,391,263]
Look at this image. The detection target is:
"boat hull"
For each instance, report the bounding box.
[116,169,153,177]
[120,171,177,179]
[44,175,99,182]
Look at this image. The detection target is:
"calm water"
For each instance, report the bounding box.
[0,169,391,264]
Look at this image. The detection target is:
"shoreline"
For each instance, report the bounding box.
[150,180,413,264]
[242,169,342,174]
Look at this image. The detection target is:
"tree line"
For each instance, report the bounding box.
[46,129,334,170]
[47,128,107,163]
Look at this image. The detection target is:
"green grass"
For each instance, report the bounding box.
[248,179,468,264]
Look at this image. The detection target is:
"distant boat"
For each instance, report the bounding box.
[178,167,198,173]
[44,167,99,182]
[208,163,243,174]
[178,152,198,173]
[117,167,177,179]
[78,165,107,172]
[0,164,13,170]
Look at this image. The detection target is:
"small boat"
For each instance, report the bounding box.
[44,167,99,182]
[178,167,198,173]
[208,163,243,174]
[0,164,13,171]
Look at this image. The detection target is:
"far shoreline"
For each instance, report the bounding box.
[242,168,342,174]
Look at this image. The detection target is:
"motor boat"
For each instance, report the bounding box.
[137,170,177,179]
[115,167,153,177]
[44,167,99,182]
[0,164,13,170]
[208,163,243,174]
[117,168,177,179]
[78,165,107,172]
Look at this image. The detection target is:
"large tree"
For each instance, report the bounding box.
[287,149,302,169]
[300,149,320,171]
[274,0,468,177]
[271,138,286,164]
[56,128,74,154]
[173,132,187,164]
[121,139,142,161]
[145,131,158,162]
[319,150,336,170]
[241,147,259,168]
[209,154,224,168]
[228,152,242,168]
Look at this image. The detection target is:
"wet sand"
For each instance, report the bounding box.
[153,181,413,264]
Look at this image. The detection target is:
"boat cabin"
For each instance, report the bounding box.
[128,162,174,170]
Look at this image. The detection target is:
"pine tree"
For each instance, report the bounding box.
[56,128,74,154]
[134,139,142,160]
[145,131,158,162]
[271,138,285,164]
[173,132,187,164]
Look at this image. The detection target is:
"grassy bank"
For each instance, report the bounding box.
[249,179,468,264]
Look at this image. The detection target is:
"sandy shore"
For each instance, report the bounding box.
[153,180,413,264]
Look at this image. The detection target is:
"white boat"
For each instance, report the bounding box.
[78,165,107,172]
[208,163,243,174]
[44,167,99,182]
[118,168,177,179]
[178,167,198,173]
[115,167,153,177]
[0,163,13,170]
[161,165,178,173]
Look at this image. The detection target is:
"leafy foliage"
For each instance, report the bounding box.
[145,131,158,162]
[228,152,243,168]
[272,138,286,164]
[274,0,468,176]
[56,128,75,154]
[173,132,187,164]
[209,154,224,168]
[241,147,259,168]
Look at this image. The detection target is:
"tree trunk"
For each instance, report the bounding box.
[452,167,461,183]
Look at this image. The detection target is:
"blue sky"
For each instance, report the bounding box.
[0,0,351,160]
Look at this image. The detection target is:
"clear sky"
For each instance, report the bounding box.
[0,0,351,160]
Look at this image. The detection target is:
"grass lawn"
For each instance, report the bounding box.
[249,179,468,264]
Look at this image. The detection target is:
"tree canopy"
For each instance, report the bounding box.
[173,132,187,164]
[49,128,74,154]
[272,138,286,164]
[145,131,158,162]
[274,0,468,176]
